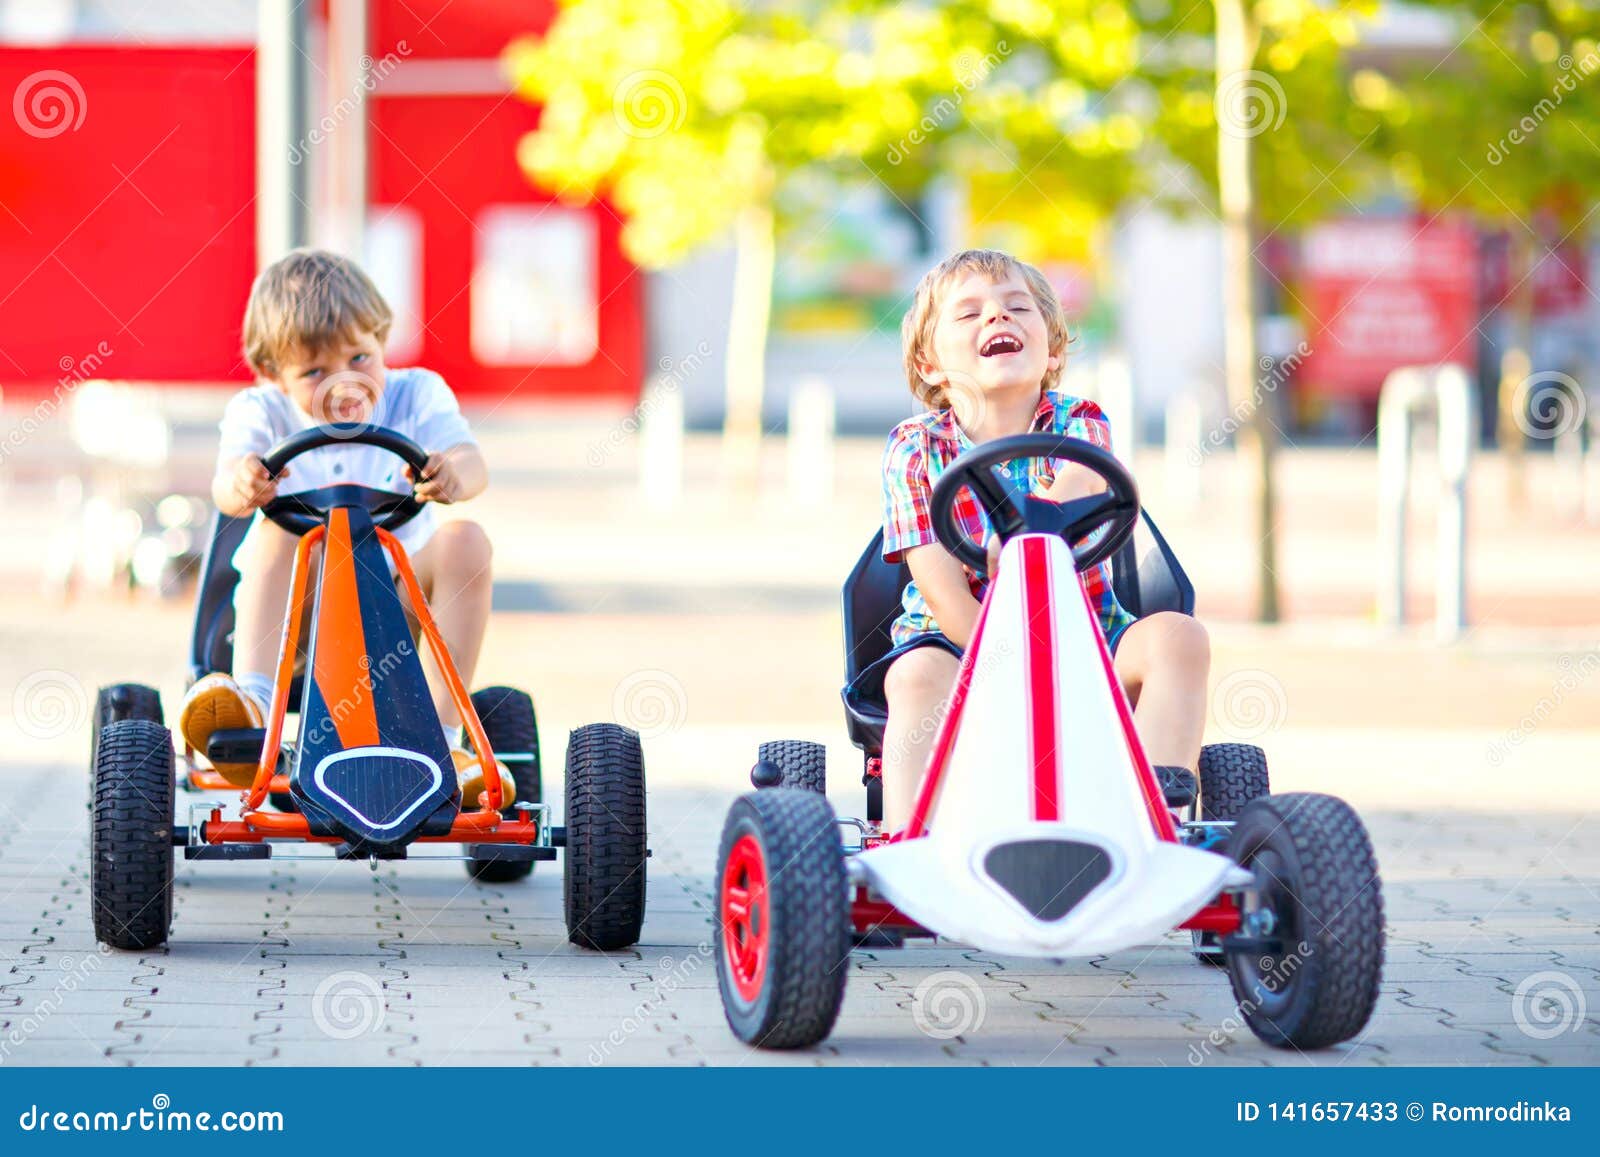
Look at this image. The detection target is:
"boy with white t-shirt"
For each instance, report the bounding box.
[179,249,513,807]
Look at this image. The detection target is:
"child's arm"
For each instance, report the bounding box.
[408,442,488,504]
[213,455,286,516]
[905,543,984,650]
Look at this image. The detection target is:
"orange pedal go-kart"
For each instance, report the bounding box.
[88,425,647,952]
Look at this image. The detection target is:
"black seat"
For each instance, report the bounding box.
[840,511,1195,755]
[187,511,304,709]
[189,512,253,684]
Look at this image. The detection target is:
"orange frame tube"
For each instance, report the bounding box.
[222,518,509,843]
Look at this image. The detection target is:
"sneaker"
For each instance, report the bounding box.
[179,673,266,788]
[451,747,517,810]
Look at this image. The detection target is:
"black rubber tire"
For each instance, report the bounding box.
[268,791,299,813]
[90,684,163,809]
[715,789,850,1049]
[563,724,647,949]
[1223,792,1385,1050]
[466,686,543,883]
[1193,743,1271,964]
[757,739,826,794]
[1197,743,1271,822]
[91,720,176,950]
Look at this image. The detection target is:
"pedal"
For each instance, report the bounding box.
[1155,765,1197,808]
[186,844,271,861]
[207,728,269,763]
[851,927,905,950]
[470,844,557,866]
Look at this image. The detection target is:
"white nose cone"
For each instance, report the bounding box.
[854,533,1240,957]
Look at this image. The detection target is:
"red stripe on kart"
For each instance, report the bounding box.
[903,582,998,840]
[1075,571,1178,843]
[1023,538,1059,822]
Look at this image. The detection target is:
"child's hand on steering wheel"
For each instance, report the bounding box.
[232,453,286,511]
[408,451,462,504]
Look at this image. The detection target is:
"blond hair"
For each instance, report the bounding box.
[243,249,393,378]
[900,249,1071,409]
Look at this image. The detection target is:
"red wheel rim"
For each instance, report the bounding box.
[721,833,769,1004]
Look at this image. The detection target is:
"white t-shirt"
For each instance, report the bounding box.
[217,367,475,563]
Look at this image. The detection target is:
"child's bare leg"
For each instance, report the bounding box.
[404,520,494,731]
[880,646,961,832]
[233,521,313,684]
[1111,612,1211,770]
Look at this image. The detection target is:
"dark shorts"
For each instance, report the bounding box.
[846,621,1130,710]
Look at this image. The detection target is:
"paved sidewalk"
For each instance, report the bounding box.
[1,762,1595,1067]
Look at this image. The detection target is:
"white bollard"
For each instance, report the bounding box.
[787,376,835,507]
[1164,392,1205,512]
[1096,353,1136,464]
[638,376,684,510]
[1375,364,1475,642]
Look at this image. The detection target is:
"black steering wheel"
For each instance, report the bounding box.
[929,433,1139,575]
[259,424,430,536]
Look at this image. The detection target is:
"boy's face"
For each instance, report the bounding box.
[919,269,1059,398]
[272,329,387,426]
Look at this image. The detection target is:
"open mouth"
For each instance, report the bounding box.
[980,333,1023,357]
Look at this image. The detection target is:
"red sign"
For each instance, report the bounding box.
[0,46,256,387]
[1299,217,1478,397]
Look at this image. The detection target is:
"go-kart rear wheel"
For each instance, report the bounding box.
[1193,743,1271,965]
[91,720,176,950]
[90,684,163,809]
[1223,792,1384,1050]
[563,724,647,949]
[756,739,826,793]
[465,686,542,884]
[715,788,849,1049]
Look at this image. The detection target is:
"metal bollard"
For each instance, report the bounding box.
[787,376,835,507]
[1164,391,1205,512]
[638,376,684,510]
[1376,364,1476,642]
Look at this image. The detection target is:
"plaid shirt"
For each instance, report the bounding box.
[881,389,1135,649]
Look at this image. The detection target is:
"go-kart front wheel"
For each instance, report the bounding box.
[91,720,176,950]
[715,789,849,1049]
[563,723,647,949]
[1223,792,1384,1050]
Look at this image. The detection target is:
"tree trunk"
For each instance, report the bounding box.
[722,201,776,487]
[1215,0,1280,622]
[1497,228,1537,504]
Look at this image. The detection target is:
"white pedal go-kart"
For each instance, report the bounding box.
[714,434,1385,1050]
